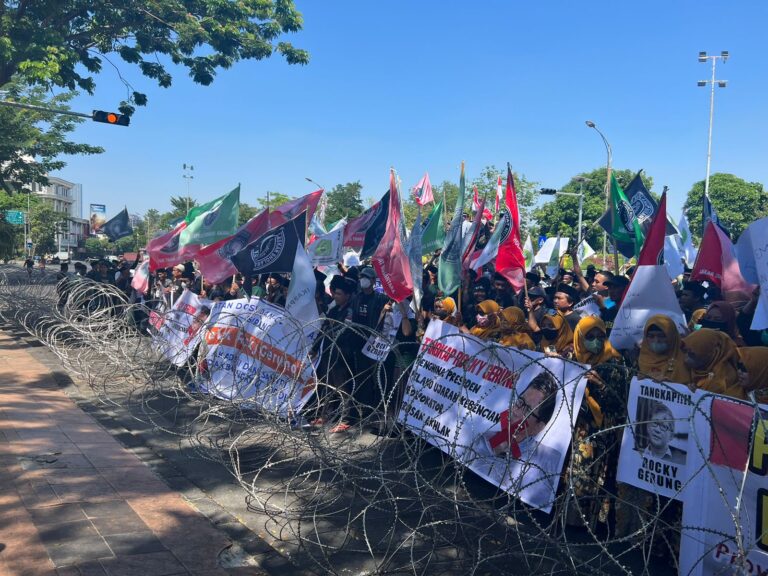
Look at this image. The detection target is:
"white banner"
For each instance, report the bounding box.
[617,378,701,500]
[609,265,688,350]
[200,297,317,416]
[398,320,587,513]
[150,289,213,366]
[679,395,768,576]
[308,224,345,267]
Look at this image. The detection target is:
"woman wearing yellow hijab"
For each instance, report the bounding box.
[637,315,691,385]
[681,328,746,399]
[738,346,768,403]
[467,299,500,340]
[539,313,574,356]
[566,316,630,531]
[497,306,535,350]
[433,296,460,327]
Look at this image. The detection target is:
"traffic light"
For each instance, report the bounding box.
[91,110,130,126]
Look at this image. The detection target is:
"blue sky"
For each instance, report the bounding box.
[58,1,768,225]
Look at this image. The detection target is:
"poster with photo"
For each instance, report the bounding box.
[616,378,701,500]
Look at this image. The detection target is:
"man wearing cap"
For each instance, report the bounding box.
[678,280,707,323]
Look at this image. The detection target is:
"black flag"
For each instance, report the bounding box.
[230,211,306,277]
[597,171,675,258]
[360,190,390,259]
[102,208,133,242]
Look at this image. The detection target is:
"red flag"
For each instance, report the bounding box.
[372,171,413,302]
[270,190,322,226]
[196,209,271,283]
[495,166,525,291]
[691,221,755,293]
[148,222,199,272]
[637,191,667,266]
[343,193,387,249]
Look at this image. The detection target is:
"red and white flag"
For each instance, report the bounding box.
[372,170,413,302]
[691,221,755,293]
[148,222,199,272]
[196,209,271,283]
[472,185,482,213]
[412,172,434,206]
[131,259,150,295]
[495,166,525,291]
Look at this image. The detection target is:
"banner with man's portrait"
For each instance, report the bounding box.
[617,378,701,500]
[398,320,587,513]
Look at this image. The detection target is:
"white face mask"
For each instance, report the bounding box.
[360,278,372,290]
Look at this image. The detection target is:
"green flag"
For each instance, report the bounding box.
[607,174,644,256]
[420,200,445,256]
[438,163,465,295]
[180,185,240,246]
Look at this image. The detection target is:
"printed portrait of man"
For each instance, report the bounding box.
[635,399,686,465]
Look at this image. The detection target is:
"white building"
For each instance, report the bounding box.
[30,176,89,253]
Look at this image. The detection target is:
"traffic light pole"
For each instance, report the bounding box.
[0,99,92,119]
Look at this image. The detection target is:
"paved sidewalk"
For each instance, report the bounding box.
[0,331,265,576]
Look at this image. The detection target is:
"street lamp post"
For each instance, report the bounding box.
[585,120,618,272]
[697,51,728,204]
[182,163,194,213]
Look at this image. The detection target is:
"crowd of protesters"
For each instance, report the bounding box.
[50,230,767,553]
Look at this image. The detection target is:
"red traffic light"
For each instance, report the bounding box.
[92,110,130,126]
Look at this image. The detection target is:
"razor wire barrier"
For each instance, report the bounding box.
[1,263,766,576]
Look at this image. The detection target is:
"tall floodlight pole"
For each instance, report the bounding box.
[585,120,617,272]
[182,163,194,213]
[697,51,728,207]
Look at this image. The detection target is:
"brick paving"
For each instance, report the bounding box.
[0,331,269,576]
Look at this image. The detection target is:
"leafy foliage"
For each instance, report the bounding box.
[29,202,67,256]
[0,0,309,112]
[325,181,364,224]
[533,168,653,250]
[682,173,767,243]
[0,81,103,194]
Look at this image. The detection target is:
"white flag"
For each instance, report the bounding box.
[664,235,685,280]
[286,243,320,342]
[523,235,535,271]
[609,265,688,350]
[534,237,559,264]
[677,213,697,266]
[577,239,595,263]
[736,217,768,330]
[307,220,345,267]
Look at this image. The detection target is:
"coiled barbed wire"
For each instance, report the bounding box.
[1,263,764,576]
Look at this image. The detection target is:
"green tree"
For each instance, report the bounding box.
[683,173,766,243]
[255,192,293,212]
[533,168,653,250]
[85,237,106,257]
[1,1,309,114]
[29,203,66,256]
[0,81,103,194]
[325,182,364,224]
[238,202,259,227]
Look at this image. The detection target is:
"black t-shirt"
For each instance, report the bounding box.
[352,290,388,329]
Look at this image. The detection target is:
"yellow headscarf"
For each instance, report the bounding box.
[681,329,745,399]
[573,316,621,366]
[498,306,535,350]
[470,299,501,340]
[540,313,574,354]
[738,346,768,403]
[439,297,456,315]
[638,315,691,385]
[687,308,706,332]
